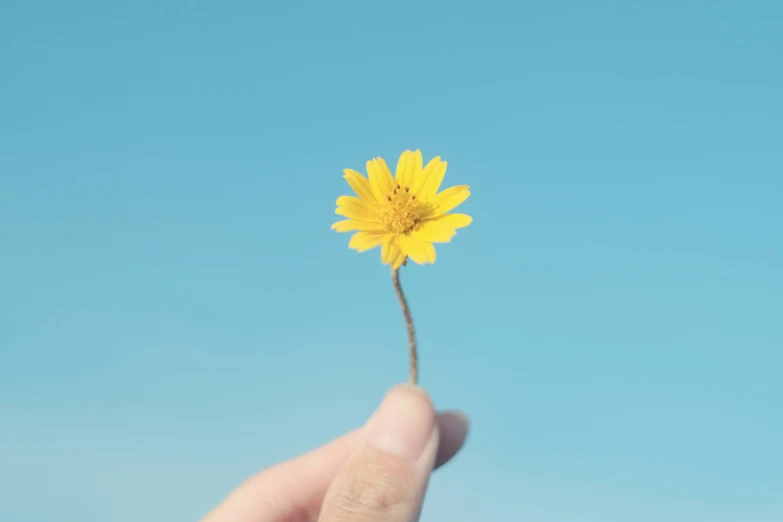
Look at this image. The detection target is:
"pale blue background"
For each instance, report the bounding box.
[1,1,781,521]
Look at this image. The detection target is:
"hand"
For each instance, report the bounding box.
[202,384,470,522]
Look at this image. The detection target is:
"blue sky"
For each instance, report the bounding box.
[1,1,781,521]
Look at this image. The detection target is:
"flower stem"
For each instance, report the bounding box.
[391,266,418,385]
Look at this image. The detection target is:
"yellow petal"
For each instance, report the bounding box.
[335,195,377,221]
[430,185,470,216]
[411,213,472,243]
[395,149,422,189]
[331,220,384,233]
[395,150,412,186]
[336,195,374,211]
[367,158,395,200]
[349,231,389,252]
[375,156,393,181]
[391,250,407,269]
[381,235,399,265]
[412,156,440,195]
[416,159,447,200]
[412,222,455,243]
[343,169,376,203]
[432,213,473,229]
[411,150,423,186]
[399,235,436,264]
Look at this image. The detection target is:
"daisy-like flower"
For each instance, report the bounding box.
[331,150,472,268]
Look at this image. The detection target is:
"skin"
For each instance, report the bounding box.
[202,384,469,522]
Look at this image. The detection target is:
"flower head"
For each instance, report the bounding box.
[332,150,472,268]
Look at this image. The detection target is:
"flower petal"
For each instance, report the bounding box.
[395,149,422,190]
[432,213,473,229]
[395,150,411,186]
[367,158,395,200]
[416,159,447,200]
[375,156,393,182]
[399,235,436,265]
[411,213,471,243]
[336,195,374,212]
[391,249,407,269]
[412,156,440,196]
[430,185,470,216]
[349,231,389,252]
[331,219,385,233]
[411,150,423,185]
[335,195,378,221]
[412,222,455,243]
[381,235,399,265]
[343,169,376,203]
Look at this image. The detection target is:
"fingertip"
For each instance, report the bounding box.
[383,383,436,414]
[365,384,436,460]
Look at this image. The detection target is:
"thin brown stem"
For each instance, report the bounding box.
[391,266,418,384]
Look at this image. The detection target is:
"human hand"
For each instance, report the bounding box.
[202,384,469,522]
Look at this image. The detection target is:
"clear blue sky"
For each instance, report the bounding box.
[1,1,781,521]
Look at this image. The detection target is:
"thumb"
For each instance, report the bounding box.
[318,384,440,522]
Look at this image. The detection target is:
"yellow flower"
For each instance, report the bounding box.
[332,150,472,268]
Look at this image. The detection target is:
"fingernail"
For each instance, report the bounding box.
[365,384,436,460]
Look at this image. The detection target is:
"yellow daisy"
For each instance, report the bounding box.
[332,150,472,268]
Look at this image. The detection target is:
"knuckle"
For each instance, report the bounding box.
[324,457,415,521]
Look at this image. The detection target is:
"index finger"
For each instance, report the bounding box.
[202,409,468,522]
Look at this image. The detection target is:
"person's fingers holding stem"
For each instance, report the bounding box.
[202,385,468,522]
[317,384,446,522]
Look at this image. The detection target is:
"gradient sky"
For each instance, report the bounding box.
[1,1,782,521]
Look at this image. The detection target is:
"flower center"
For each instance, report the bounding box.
[378,184,422,235]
